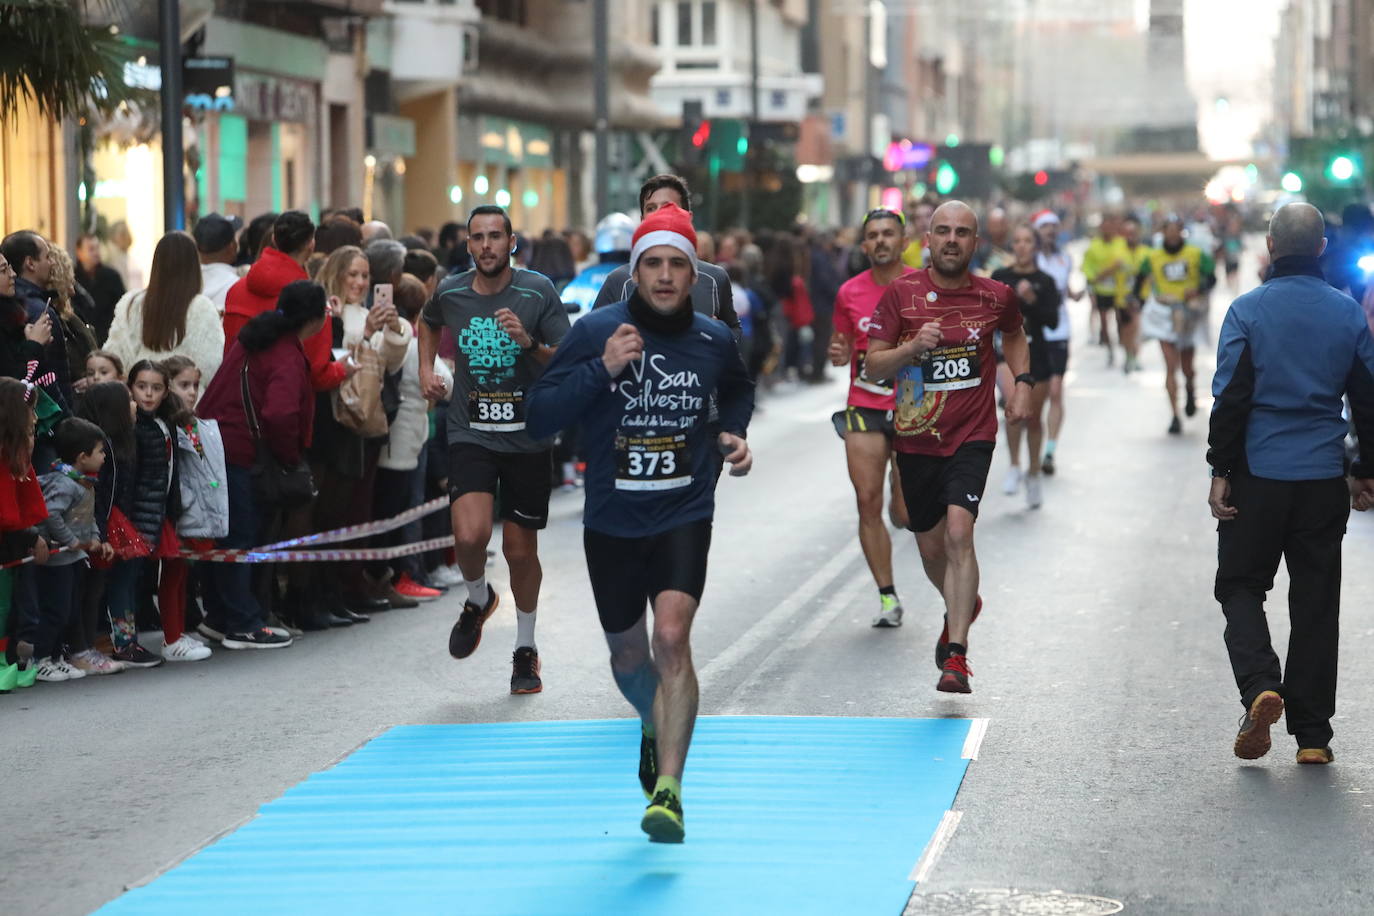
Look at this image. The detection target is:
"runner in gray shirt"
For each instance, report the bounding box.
[418,205,570,696]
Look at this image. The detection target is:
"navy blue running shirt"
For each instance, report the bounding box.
[527,299,755,537]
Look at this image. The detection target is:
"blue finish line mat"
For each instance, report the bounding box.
[99,717,976,915]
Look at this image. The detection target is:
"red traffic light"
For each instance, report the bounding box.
[692,120,712,149]
[1034,170,1049,187]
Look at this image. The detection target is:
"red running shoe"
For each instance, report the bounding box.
[937,653,973,694]
[394,574,441,602]
[935,596,982,670]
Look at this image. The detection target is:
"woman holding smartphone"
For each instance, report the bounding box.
[299,245,414,622]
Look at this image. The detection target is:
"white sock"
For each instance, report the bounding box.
[464,576,489,607]
[515,607,537,650]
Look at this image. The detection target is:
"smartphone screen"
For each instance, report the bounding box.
[373,283,394,311]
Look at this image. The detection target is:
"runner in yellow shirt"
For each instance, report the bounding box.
[1117,214,1150,373]
[1133,214,1217,434]
[1081,213,1130,367]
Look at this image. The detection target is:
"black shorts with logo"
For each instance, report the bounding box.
[583,519,712,634]
[448,443,553,530]
[895,442,995,533]
[831,405,895,440]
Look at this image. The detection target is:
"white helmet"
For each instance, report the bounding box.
[594,213,637,254]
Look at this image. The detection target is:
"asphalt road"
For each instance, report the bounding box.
[8,254,1374,916]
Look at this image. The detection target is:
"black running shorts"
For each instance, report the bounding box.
[583,519,713,634]
[1042,340,1069,377]
[831,405,895,440]
[895,442,995,533]
[447,443,552,530]
[1094,293,1117,312]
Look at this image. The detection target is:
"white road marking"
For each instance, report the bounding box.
[699,538,863,691]
[961,717,990,760]
[910,809,963,883]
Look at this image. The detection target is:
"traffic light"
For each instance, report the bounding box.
[710,119,748,172]
[681,100,707,168]
[931,143,993,198]
[1327,153,1360,183]
[1034,170,1049,187]
[1281,171,1303,193]
[935,162,959,195]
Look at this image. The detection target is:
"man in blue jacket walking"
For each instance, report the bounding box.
[1208,202,1374,765]
[528,203,754,843]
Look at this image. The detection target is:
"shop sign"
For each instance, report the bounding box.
[185,56,235,112]
[884,139,934,173]
[461,114,554,169]
[368,114,416,157]
[234,72,316,124]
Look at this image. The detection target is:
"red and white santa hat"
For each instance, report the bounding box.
[630,203,698,278]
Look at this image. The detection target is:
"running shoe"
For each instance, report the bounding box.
[1184,383,1198,418]
[937,653,972,694]
[1296,747,1334,765]
[197,622,225,643]
[1026,475,1043,509]
[162,634,212,662]
[1001,466,1023,496]
[221,628,293,650]
[1233,690,1283,759]
[872,593,903,628]
[112,643,164,668]
[935,596,983,670]
[1168,416,1183,435]
[449,589,500,659]
[510,646,542,694]
[394,574,442,602]
[1041,453,1056,476]
[641,788,685,843]
[639,728,658,799]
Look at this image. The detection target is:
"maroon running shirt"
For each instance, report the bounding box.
[866,268,1023,456]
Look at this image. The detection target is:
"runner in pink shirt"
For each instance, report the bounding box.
[828,209,917,628]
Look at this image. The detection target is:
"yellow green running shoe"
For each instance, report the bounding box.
[641,788,684,843]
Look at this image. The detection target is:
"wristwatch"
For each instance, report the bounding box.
[1014,373,1036,387]
[1210,467,1230,479]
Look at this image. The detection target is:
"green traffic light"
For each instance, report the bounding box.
[944,133,960,148]
[935,162,959,195]
[1280,171,1303,193]
[1329,155,1357,182]
[989,145,1005,167]
[737,136,748,156]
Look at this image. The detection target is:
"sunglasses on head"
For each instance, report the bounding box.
[863,208,906,229]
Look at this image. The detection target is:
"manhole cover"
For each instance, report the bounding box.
[905,888,1125,915]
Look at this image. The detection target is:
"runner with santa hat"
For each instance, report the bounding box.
[527,202,755,844]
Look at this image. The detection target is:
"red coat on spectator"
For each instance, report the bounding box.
[781,275,814,330]
[199,333,314,469]
[302,319,348,392]
[222,248,307,352]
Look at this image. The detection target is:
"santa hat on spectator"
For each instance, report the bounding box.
[630,203,698,278]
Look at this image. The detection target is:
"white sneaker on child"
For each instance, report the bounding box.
[71,648,124,675]
[35,657,72,682]
[162,634,213,662]
[52,656,87,679]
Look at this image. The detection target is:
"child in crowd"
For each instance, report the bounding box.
[72,381,138,674]
[26,418,113,681]
[0,377,51,691]
[104,360,186,668]
[86,350,124,386]
[158,355,225,662]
